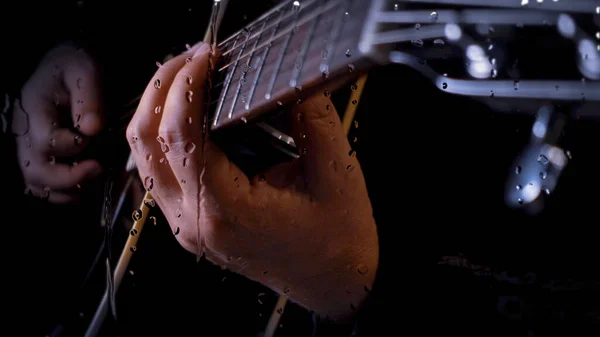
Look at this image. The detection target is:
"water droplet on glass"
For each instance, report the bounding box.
[537,154,549,166]
[324,90,330,97]
[154,105,162,114]
[132,210,142,221]
[24,160,30,167]
[442,82,448,89]
[544,187,550,195]
[161,143,170,153]
[517,198,524,205]
[540,171,547,179]
[433,39,445,47]
[516,166,522,174]
[154,79,161,89]
[430,11,438,22]
[144,176,154,191]
[186,76,193,85]
[345,49,351,57]
[184,142,196,153]
[183,157,189,167]
[144,199,156,208]
[130,228,138,236]
[357,264,368,274]
[411,39,424,47]
[41,187,51,199]
[565,150,572,159]
[329,160,337,172]
[130,246,137,252]
[350,84,357,91]
[415,23,421,30]
[353,137,358,143]
[74,135,82,145]
[258,292,265,304]
[241,117,248,123]
[49,156,56,165]
[156,61,162,68]
[159,157,168,164]
[292,1,300,12]
[77,78,83,90]
[352,99,358,105]
[516,184,522,190]
[150,216,157,225]
[277,101,283,106]
[186,57,192,63]
[347,64,355,72]
[346,164,355,172]
[186,91,193,102]
[514,80,519,90]
[146,153,152,161]
[297,112,304,122]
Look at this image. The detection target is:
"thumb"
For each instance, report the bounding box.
[291,94,360,199]
[63,50,104,136]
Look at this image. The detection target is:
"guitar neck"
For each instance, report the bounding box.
[209,0,388,131]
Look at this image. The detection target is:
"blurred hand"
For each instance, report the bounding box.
[127,42,378,320]
[12,43,104,204]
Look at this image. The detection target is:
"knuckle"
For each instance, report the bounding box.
[158,122,187,144]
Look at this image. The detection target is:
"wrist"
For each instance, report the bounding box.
[277,225,379,321]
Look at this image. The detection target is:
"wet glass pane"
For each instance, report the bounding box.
[2,0,599,336]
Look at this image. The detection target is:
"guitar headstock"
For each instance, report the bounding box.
[373,0,599,114]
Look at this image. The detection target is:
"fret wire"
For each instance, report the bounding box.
[265,3,302,100]
[222,0,319,57]
[219,0,345,74]
[289,0,323,88]
[218,0,292,47]
[220,31,252,121]
[219,0,345,70]
[213,35,243,127]
[246,9,286,111]
[228,19,268,119]
[320,0,351,75]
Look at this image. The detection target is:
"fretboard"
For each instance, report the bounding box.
[209,0,386,131]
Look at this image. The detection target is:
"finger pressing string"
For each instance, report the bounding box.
[126,43,206,203]
[160,43,211,194]
[290,95,361,200]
